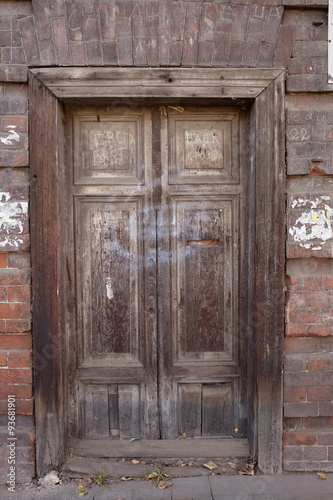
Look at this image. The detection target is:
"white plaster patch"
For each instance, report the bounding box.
[105,277,114,300]
[0,236,24,249]
[0,126,20,146]
[0,191,28,235]
[289,196,333,250]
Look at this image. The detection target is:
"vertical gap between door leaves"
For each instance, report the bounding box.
[151,108,162,438]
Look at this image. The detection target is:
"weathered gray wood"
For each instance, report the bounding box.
[31,67,284,101]
[254,73,285,474]
[158,108,245,440]
[29,73,67,475]
[75,438,249,459]
[30,67,285,475]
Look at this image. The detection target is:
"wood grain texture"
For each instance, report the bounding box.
[75,438,249,459]
[30,68,284,474]
[29,72,67,475]
[254,73,285,474]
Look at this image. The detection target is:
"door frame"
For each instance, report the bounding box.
[29,67,285,475]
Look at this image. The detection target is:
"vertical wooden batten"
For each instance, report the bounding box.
[254,73,285,474]
[28,67,285,475]
[29,72,67,476]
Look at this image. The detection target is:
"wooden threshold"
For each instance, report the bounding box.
[75,438,249,459]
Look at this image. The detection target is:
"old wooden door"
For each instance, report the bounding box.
[66,105,248,442]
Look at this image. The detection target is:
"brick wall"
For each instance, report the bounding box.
[0,0,333,481]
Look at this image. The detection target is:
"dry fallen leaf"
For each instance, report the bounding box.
[221,468,227,473]
[159,106,167,117]
[147,472,159,479]
[129,437,142,442]
[188,461,194,467]
[120,477,133,481]
[175,460,183,466]
[203,461,218,470]
[228,462,237,469]
[158,480,172,490]
[317,472,328,480]
[132,459,140,464]
[77,483,89,496]
[234,427,239,433]
[168,106,184,113]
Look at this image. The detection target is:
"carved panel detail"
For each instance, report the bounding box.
[74,109,149,185]
[168,109,240,184]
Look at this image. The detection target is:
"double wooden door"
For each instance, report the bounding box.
[66,105,248,441]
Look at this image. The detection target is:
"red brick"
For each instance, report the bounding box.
[284,387,307,402]
[0,383,31,399]
[199,4,218,42]
[0,334,31,350]
[323,276,333,289]
[0,320,5,333]
[284,402,319,417]
[308,355,331,371]
[0,368,32,384]
[287,74,326,93]
[287,291,332,308]
[0,150,28,167]
[285,337,333,353]
[182,3,200,66]
[86,40,103,66]
[0,353,7,366]
[307,325,333,337]
[0,269,30,286]
[284,371,319,387]
[0,302,30,320]
[8,252,30,269]
[303,417,333,430]
[286,276,322,291]
[303,445,328,461]
[285,324,306,337]
[117,36,133,65]
[283,432,317,445]
[7,286,30,303]
[99,0,116,41]
[0,254,7,268]
[7,351,32,368]
[170,1,185,41]
[5,320,31,333]
[0,287,7,302]
[52,17,71,64]
[318,433,333,445]
[0,65,27,83]
[308,387,331,402]
[322,309,333,325]
[133,38,147,65]
[274,24,296,67]
[1,116,28,132]
[283,445,303,462]
[102,41,117,64]
[197,41,213,66]
[284,354,307,371]
[287,307,322,324]
[11,400,33,415]
[18,16,40,65]
[319,402,333,417]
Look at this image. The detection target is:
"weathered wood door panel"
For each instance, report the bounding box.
[158,108,246,439]
[67,106,247,442]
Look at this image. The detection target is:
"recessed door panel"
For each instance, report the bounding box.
[68,105,247,443]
